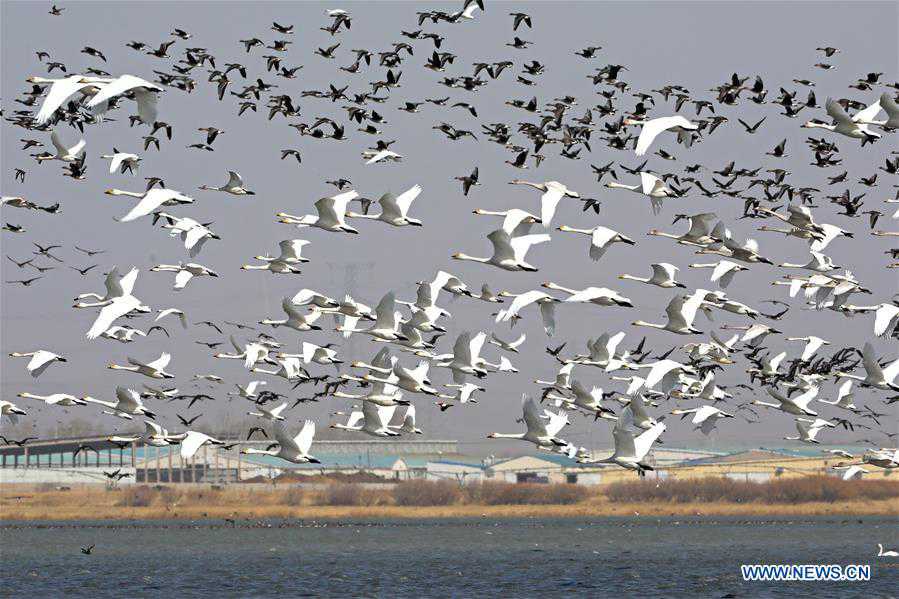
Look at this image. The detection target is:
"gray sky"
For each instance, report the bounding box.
[1,0,897,453]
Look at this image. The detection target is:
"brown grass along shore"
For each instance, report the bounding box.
[2,477,897,521]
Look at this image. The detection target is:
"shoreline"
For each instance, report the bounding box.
[3,499,896,522]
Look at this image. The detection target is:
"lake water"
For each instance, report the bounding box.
[1,517,896,597]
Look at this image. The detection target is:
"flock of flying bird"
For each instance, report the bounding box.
[2,1,898,478]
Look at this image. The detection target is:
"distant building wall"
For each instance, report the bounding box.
[0,467,135,485]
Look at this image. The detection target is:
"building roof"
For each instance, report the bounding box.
[680,449,793,466]
[488,454,574,471]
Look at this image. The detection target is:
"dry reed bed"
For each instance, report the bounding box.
[2,477,897,520]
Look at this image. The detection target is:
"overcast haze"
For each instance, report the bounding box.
[1,1,897,453]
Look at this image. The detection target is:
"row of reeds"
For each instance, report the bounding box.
[603,476,899,504]
[110,476,899,508]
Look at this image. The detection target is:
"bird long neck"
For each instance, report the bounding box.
[511,180,541,190]
[607,182,638,191]
[244,448,277,456]
[332,423,361,431]
[112,190,144,198]
[619,274,647,283]
[491,432,526,439]
[544,282,576,294]
[632,320,664,329]
[753,400,779,408]
[454,253,488,264]
[559,226,592,235]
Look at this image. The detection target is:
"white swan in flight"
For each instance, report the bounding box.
[508,179,579,227]
[154,212,218,258]
[252,357,307,381]
[82,387,155,420]
[150,262,218,290]
[452,229,550,271]
[37,130,86,163]
[606,172,674,214]
[278,191,359,233]
[487,395,569,449]
[784,417,835,443]
[0,400,27,423]
[752,387,819,416]
[873,302,899,338]
[108,352,174,379]
[247,402,289,422]
[435,331,489,384]
[85,74,163,124]
[242,420,320,463]
[74,266,139,308]
[618,263,685,288]
[625,115,698,156]
[347,184,424,226]
[785,336,830,362]
[671,405,734,435]
[472,208,541,236]
[496,290,558,335]
[108,420,178,447]
[364,149,403,164]
[855,92,899,129]
[229,380,267,400]
[17,392,87,406]
[689,260,748,288]
[557,225,635,261]
[101,149,141,174]
[638,359,696,394]
[8,350,66,377]
[649,212,717,246]
[200,171,255,195]
[249,239,311,266]
[106,187,194,222]
[488,332,526,353]
[332,402,400,437]
[260,298,323,331]
[179,431,225,460]
[27,74,110,124]
[155,308,188,329]
[275,342,342,367]
[802,98,881,141]
[835,342,899,392]
[541,283,634,312]
[632,290,706,334]
[580,406,665,474]
[336,292,407,341]
[86,293,148,340]
[818,380,857,412]
[216,335,271,369]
